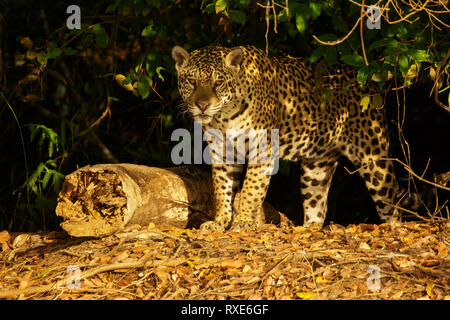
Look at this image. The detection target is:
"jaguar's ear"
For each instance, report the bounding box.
[171,46,189,72]
[225,48,244,72]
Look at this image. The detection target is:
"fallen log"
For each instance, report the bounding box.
[56,164,287,237]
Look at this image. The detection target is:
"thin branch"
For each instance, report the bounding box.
[383,158,450,191]
[360,0,369,66]
[313,17,362,46]
[431,47,450,113]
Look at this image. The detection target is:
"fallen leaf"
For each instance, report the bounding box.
[432,242,448,256]
[0,230,11,252]
[186,256,200,266]
[220,257,245,269]
[292,226,307,233]
[189,285,200,295]
[136,287,144,298]
[402,236,414,243]
[359,242,371,250]
[420,258,440,267]
[357,283,369,295]
[19,270,33,290]
[426,282,436,300]
[163,238,177,248]
[20,37,33,49]
[98,256,111,263]
[198,268,216,280]
[242,265,252,273]
[12,234,30,248]
[0,230,11,243]
[390,290,404,299]
[154,269,170,283]
[392,257,416,272]
[346,224,358,234]
[315,275,330,284]
[296,292,317,300]
[262,276,274,297]
[112,250,129,263]
[2,242,10,252]
[38,268,53,278]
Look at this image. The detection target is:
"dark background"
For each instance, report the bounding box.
[0,0,448,232]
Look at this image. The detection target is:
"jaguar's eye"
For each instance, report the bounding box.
[188,78,196,85]
[215,79,224,86]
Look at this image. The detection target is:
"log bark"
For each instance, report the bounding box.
[56,164,287,237]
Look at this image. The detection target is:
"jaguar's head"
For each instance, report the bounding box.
[171,45,244,124]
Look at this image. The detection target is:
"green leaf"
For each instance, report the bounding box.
[229,10,246,25]
[156,67,166,81]
[357,66,370,85]
[215,0,227,14]
[48,140,54,157]
[310,46,337,66]
[63,47,78,56]
[408,49,428,62]
[398,55,409,75]
[47,160,57,168]
[147,0,160,8]
[323,47,337,66]
[141,24,157,37]
[204,2,216,13]
[74,127,92,139]
[372,94,383,108]
[332,17,348,33]
[288,2,301,15]
[45,48,62,60]
[387,24,408,38]
[47,128,59,146]
[309,2,321,19]
[341,54,365,68]
[42,169,52,190]
[52,171,65,193]
[29,124,38,142]
[137,77,150,99]
[106,4,118,13]
[121,73,134,86]
[28,162,45,193]
[368,38,398,52]
[296,14,307,33]
[309,46,326,63]
[360,96,370,112]
[162,114,173,128]
[92,24,109,48]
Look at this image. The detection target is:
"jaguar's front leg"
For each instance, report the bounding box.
[231,163,273,230]
[200,163,243,231]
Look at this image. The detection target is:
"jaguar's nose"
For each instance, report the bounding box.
[196,101,210,112]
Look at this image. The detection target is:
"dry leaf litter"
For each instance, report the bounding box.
[0,221,449,300]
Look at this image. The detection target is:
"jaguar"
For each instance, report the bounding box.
[172,44,407,231]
